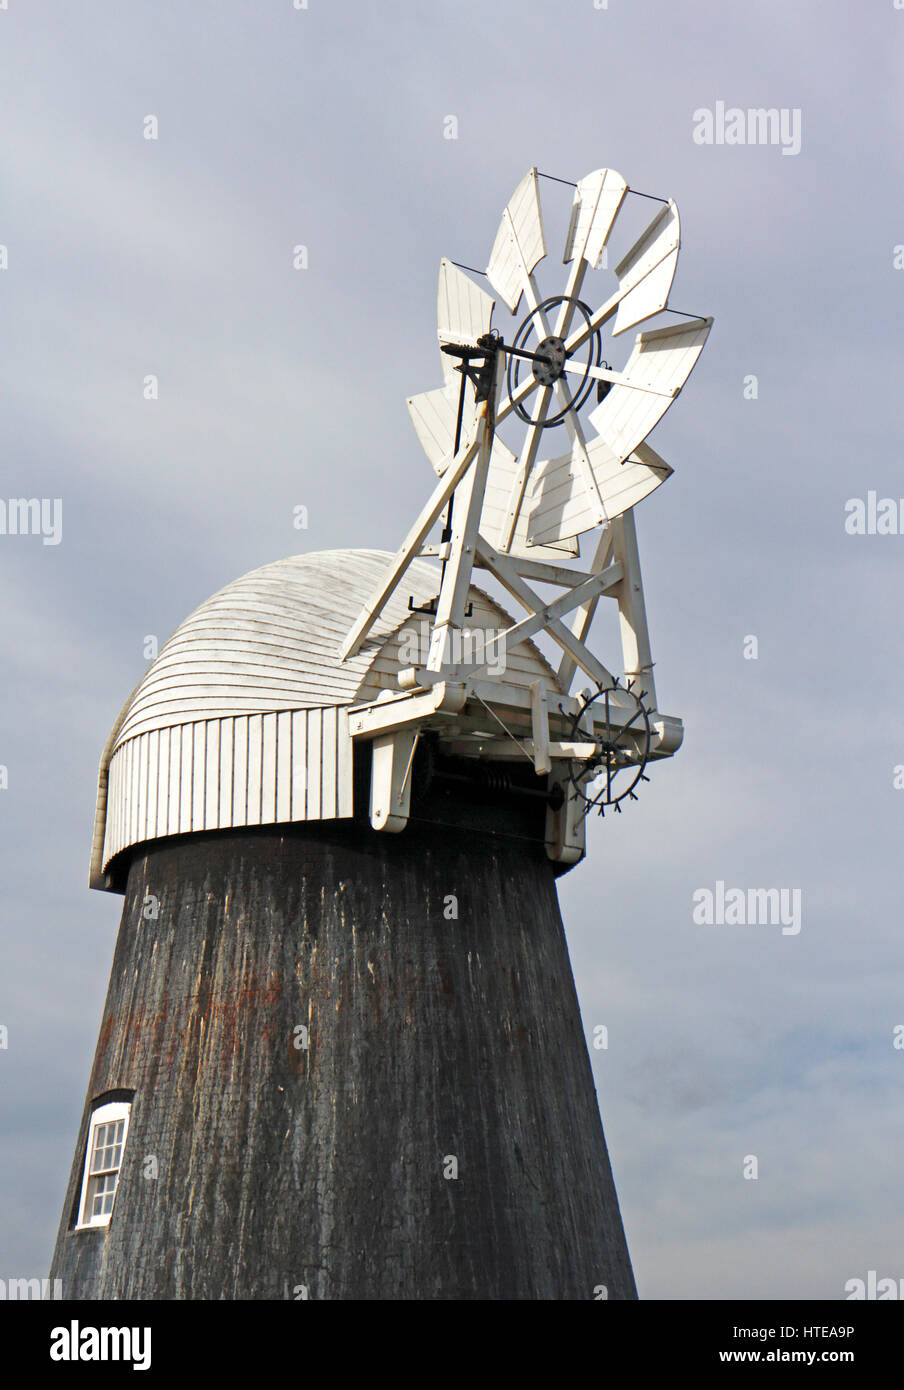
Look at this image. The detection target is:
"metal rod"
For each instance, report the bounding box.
[453,367,467,455]
[450,260,489,277]
[537,171,578,188]
[443,340,552,368]
[627,188,669,204]
[503,343,554,365]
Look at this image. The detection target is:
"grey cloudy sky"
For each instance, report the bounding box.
[1,0,902,1299]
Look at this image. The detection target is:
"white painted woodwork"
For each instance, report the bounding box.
[93,166,707,885]
[486,167,546,313]
[437,258,495,387]
[545,769,588,866]
[349,683,468,738]
[587,316,711,451]
[426,351,502,675]
[610,509,657,711]
[650,714,684,757]
[429,560,623,688]
[340,426,486,660]
[370,730,418,832]
[611,200,680,336]
[530,681,551,775]
[355,583,561,708]
[527,437,672,545]
[563,168,628,270]
[407,381,579,561]
[526,315,711,546]
[472,541,618,690]
[443,738,596,762]
[93,549,440,884]
[118,550,439,742]
[92,549,563,887]
[557,527,614,693]
[407,385,460,474]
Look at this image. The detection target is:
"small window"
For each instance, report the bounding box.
[75,1100,131,1229]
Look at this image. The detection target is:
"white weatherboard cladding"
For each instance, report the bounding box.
[93,549,558,888]
[101,708,352,869]
[115,550,434,741]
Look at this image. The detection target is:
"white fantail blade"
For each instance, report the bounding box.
[525,316,712,545]
[480,433,579,559]
[407,385,460,474]
[497,390,551,552]
[486,167,547,313]
[406,384,577,558]
[526,438,673,546]
[563,168,628,269]
[437,258,495,387]
[611,199,680,336]
[587,316,712,455]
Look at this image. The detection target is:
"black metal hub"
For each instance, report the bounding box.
[532,336,566,385]
[508,295,602,429]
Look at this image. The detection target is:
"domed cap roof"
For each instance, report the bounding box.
[114,549,439,746]
[90,548,558,891]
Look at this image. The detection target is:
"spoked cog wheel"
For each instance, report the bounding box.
[566,680,652,818]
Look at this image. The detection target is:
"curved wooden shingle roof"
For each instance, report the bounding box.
[114,550,440,746]
[91,549,559,891]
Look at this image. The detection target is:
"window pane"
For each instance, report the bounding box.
[78,1104,130,1227]
[90,1118,125,1175]
[89,1172,117,1219]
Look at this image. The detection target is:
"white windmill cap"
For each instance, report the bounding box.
[89,548,557,891]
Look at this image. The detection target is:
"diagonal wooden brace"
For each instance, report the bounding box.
[338,420,486,661]
[426,538,622,687]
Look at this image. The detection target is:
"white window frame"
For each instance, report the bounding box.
[75,1099,131,1230]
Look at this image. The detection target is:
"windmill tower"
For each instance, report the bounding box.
[50,167,710,1301]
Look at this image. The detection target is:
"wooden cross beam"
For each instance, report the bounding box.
[424,538,622,688]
